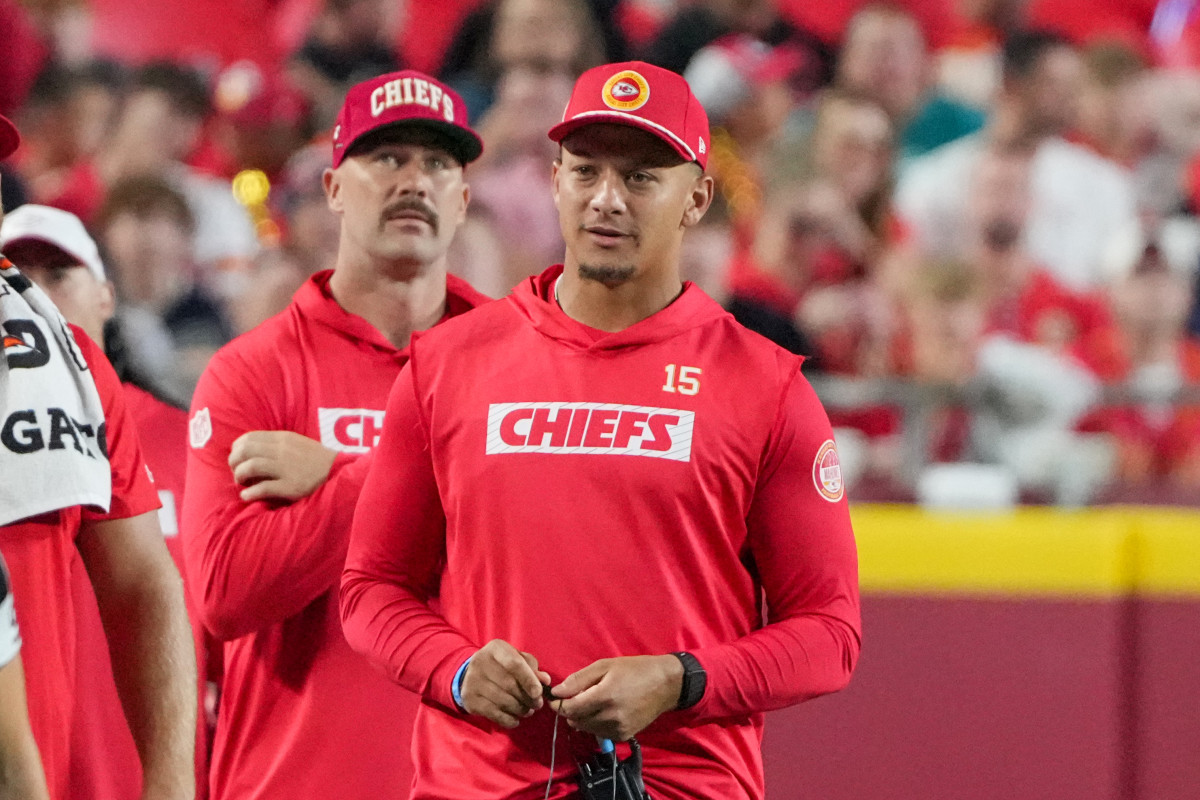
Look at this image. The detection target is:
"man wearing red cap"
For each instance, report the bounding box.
[0,115,198,800]
[181,72,490,800]
[341,62,861,799]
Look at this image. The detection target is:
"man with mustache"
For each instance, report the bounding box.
[341,62,861,799]
[181,71,489,800]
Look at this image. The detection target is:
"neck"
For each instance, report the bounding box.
[1124,326,1177,367]
[556,260,683,333]
[987,101,1042,149]
[976,248,1028,299]
[329,258,448,348]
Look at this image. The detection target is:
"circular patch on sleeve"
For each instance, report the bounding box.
[812,439,844,502]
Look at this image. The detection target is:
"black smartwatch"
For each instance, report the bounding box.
[672,651,706,710]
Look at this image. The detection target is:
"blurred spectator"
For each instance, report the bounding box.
[1139,69,1200,224]
[100,62,259,275]
[439,0,607,119]
[1080,237,1200,489]
[11,61,122,223]
[96,175,233,401]
[229,142,337,333]
[1076,39,1154,166]
[895,257,1114,504]
[0,0,50,115]
[962,144,1116,372]
[463,61,572,295]
[288,0,401,129]
[934,0,1029,109]
[210,61,315,181]
[897,29,1137,291]
[642,0,809,75]
[686,33,825,236]
[726,90,897,374]
[835,4,985,163]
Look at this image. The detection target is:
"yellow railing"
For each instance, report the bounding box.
[851,504,1200,598]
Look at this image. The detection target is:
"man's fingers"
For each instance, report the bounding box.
[473,679,532,721]
[232,457,279,487]
[228,433,274,468]
[239,480,292,502]
[482,670,541,713]
[491,646,542,704]
[557,681,608,720]
[551,660,608,700]
[520,652,553,694]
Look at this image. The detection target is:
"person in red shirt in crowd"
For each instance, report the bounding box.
[341,61,861,800]
[182,71,490,800]
[1081,236,1200,490]
[725,90,898,374]
[0,115,197,800]
[207,61,315,184]
[960,143,1116,374]
[0,554,51,800]
[9,62,122,224]
[0,201,212,800]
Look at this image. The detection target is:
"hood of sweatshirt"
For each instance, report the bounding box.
[507,264,730,353]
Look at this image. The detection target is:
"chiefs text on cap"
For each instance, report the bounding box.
[331,71,483,168]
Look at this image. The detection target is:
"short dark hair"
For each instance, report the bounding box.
[1002,30,1073,83]
[97,175,195,234]
[132,61,211,119]
[27,59,126,109]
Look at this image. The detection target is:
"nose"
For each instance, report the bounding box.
[392,157,431,198]
[589,169,627,216]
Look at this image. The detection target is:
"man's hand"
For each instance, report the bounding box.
[229,431,337,502]
[551,655,683,742]
[460,640,551,729]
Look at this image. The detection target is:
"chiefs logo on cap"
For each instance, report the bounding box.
[602,70,650,111]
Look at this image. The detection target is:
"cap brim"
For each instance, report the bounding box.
[339,119,483,167]
[548,111,697,164]
[0,115,20,160]
[0,234,105,281]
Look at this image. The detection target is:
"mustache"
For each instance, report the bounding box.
[383,198,439,232]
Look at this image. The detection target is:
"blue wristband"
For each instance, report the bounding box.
[451,657,471,711]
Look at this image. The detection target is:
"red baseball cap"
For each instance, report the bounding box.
[214,61,311,129]
[548,61,711,170]
[0,114,20,160]
[331,70,482,168]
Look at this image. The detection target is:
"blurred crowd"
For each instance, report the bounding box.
[2,0,1200,506]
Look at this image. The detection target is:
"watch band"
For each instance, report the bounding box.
[672,651,706,710]
[451,656,471,712]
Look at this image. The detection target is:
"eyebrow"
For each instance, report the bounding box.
[563,149,682,171]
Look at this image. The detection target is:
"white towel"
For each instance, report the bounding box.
[0,256,110,525]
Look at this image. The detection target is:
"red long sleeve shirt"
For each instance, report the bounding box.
[182,270,488,800]
[342,266,861,800]
[0,327,160,800]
